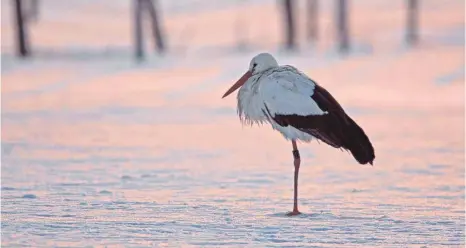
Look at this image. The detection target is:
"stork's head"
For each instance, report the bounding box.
[222,53,279,98]
[249,53,279,75]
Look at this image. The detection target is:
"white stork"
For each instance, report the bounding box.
[222,53,375,216]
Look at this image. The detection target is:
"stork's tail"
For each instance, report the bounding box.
[342,115,375,165]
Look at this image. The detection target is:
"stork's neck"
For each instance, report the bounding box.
[252,66,281,81]
[253,65,278,75]
[240,67,278,97]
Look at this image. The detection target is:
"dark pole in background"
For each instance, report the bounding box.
[31,0,39,21]
[134,0,144,60]
[24,0,39,22]
[406,0,419,46]
[13,0,29,57]
[283,0,296,50]
[307,0,318,42]
[336,0,349,53]
[143,0,165,53]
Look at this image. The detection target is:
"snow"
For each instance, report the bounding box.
[1,0,464,247]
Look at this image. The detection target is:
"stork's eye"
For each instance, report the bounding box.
[253,63,257,69]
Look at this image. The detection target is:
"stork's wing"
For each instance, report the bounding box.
[258,66,327,117]
[259,66,375,165]
[258,66,346,147]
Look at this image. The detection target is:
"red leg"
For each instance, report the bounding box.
[286,140,301,216]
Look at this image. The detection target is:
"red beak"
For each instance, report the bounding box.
[221,71,252,98]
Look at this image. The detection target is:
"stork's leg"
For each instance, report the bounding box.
[286,139,301,216]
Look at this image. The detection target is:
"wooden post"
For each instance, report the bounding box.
[31,0,39,19]
[234,0,248,50]
[133,0,144,60]
[283,0,296,50]
[307,0,318,42]
[143,0,165,53]
[13,0,29,57]
[24,0,39,22]
[406,0,419,46]
[336,0,349,53]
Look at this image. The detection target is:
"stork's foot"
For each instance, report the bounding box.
[286,210,302,216]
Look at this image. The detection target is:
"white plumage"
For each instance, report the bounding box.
[236,56,327,142]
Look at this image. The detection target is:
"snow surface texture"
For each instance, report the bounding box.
[1,0,465,247]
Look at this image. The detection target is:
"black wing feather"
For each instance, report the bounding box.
[271,84,375,165]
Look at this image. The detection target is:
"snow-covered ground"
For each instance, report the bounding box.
[1,0,465,247]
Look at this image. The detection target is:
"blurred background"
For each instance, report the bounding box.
[1,0,465,247]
